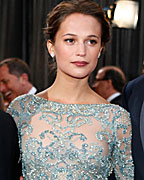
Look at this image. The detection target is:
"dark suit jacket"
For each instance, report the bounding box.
[0,110,20,180]
[110,94,122,106]
[122,75,144,180]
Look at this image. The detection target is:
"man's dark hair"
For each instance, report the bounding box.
[0,58,31,81]
[103,69,126,92]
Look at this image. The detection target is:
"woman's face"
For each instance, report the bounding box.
[48,13,102,79]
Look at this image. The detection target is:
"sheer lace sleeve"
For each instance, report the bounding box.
[7,94,32,127]
[111,106,134,179]
[7,96,23,126]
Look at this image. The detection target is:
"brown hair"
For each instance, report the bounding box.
[0,58,31,81]
[43,0,110,46]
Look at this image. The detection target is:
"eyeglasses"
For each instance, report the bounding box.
[95,78,108,82]
[93,78,109,84]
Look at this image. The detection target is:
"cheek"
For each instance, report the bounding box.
[55,43,74,59]
[95,83,101,90]
[97,83,104,90]
[90,56,98,71]
[89,48,100,60]
[9,78,20,88]
[6,80,13,88]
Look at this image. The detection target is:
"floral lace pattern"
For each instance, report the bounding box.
[7,94,134,180]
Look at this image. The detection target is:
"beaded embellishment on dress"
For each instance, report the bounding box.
[7,94,134,180]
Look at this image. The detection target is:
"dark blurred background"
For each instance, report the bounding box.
[0,0,144,91]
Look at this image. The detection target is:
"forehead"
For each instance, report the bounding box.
[0,65,9,75]
[0,65,14,80]
[57,13,102,37]
[96,69,105,77]
[98,69,105,74]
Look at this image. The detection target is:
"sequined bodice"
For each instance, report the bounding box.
[7,94,134,180]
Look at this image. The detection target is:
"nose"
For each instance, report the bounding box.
[76,42,86,56]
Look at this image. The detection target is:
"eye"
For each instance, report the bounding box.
[64,38,75,44]
[87,39,97,46]
[2,79,9,84]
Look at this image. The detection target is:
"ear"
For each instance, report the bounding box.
[19,73,29,84]
[47,40,55,57]
[98,47,103,58]
[100,47,103,53]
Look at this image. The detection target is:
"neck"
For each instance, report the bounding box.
[23,83,33,94]
[47,72,92,104]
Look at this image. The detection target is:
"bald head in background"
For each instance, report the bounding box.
[92,66,126,106]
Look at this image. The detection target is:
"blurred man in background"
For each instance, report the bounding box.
[92,66,126,106]
[0,58,37,110]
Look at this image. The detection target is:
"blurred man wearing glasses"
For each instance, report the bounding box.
[92,66,126,106]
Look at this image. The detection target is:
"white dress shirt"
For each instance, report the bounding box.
[107,92,121,102]
[28,86,37,95]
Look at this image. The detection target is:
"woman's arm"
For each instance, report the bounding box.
[112,108,134,179]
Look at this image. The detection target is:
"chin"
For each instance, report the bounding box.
[70,74,89,79]
[63,70,89,79]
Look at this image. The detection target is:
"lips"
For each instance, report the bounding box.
[4,91,12,100]
[71,61,88,67]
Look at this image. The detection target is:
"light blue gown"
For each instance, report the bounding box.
[7,94,134,180]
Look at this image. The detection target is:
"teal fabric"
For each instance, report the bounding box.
[7,94,134,179]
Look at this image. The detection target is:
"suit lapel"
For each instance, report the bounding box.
[140,101,144,151]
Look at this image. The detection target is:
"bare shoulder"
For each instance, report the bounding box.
[36,89,48,100]
[90,90,109,104]
[96,94,109,104]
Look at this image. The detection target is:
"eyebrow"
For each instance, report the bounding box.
[62,33,99,39]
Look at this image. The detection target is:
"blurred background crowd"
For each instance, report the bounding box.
[0,0,144,93]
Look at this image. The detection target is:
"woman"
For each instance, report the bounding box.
[7,0,134,179]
